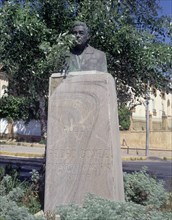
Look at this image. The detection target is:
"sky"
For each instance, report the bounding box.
[159,0,172,43]
[159,0,172,17]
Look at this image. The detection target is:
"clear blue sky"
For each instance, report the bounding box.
[159,0,172,43]
[159,0,172,17]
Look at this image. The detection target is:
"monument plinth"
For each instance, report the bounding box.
[44,71,124,212]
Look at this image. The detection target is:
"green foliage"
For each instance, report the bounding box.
[0,166,171,220]
[20,170,42,214]
[0,167,21,196]
[0,196,45,220]
[0,167,5,180]
[30,169,40,185]
[0,175,23,198]
[0,167,44,219]
[0,167,41,215]
[118,105,131,130]
[0,0,171,137]
[55,168,171,219]
[0,1,75,136]
[162,193,172,212]
[19,182,41,214]
[76,0,172,100]
[0,95,39,121]
[124,167,169,209]
[0,196,32,220]
[56,194,172,220]
[0,0,75,97]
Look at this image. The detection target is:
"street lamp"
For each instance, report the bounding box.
[145,80,150,156]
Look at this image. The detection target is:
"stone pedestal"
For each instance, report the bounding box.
[44,71,124,212]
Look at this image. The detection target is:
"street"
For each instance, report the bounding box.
[0,156,171,191]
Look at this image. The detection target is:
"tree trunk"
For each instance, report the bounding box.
[39,96,47,140]
[7,118,14,139]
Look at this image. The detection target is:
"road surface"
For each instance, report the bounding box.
[0,156,171,190]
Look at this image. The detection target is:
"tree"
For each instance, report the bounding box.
[0,95,38,138]
[0,0,171,138]
[0,1,74,138]
[118,104,131,130]
[75,0,172,101]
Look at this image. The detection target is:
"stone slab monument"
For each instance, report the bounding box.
[44,71,124,212]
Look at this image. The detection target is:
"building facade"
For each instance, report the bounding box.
[130,88,172,131]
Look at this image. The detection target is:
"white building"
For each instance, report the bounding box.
[131,87,172,131]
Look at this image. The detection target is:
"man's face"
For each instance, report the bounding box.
[72,25,89,46]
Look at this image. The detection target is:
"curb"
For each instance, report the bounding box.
[0,151,45,158]
[122,156,147,161]
[122,156,172,161]
[0,143,45,148]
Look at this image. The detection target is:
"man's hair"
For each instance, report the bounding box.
[72,21,90,34]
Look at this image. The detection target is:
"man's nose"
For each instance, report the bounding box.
[76,32,80,37]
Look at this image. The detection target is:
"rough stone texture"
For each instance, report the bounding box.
[44,71,124,212]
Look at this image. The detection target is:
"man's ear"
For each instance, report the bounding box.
[87,33,90,41]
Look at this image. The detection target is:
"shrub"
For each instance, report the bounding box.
[0,168,41,215]
[0,173,22,197]
[6,186,24,202]
[55,194,172,220]
[0,196,45,220]
[124,167,169,208]
[0,166,171,220]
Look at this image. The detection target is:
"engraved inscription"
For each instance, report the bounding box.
[51,163,111,177]
[46,149,112,165]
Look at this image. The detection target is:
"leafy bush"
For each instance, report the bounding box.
[0,168,41,215]
[0,196,44,220]
[19,184,41,214]
[124,167,169,208]
[55,194,172,220]
[0,173,22,197]
[6,186,24,202]
[0,167,44,220]
[0,166,171,220]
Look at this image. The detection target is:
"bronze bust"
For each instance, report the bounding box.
[66,21,107,73]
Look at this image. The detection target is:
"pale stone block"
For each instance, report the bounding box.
[34,210,44,217]
[44,71,124,212]
[55,215,61,220]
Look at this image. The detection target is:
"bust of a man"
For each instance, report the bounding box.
[67,21,107,73]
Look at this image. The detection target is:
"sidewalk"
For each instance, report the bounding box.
[0,144,45,158]
[0,143,171,160]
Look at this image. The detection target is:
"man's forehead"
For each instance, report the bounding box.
[73,25,86,32]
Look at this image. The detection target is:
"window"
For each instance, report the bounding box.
[161,91,166,100]
[152,99,156,116]
[151,88,157,97]
[167,99,170,107]
[167,99,171,116]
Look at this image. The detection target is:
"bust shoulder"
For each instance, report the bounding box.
[85,45,106,56]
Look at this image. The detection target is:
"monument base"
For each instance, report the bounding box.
[44,71,124,212]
